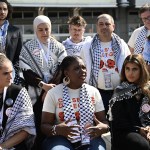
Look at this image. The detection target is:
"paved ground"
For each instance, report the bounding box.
[102,132,111,150]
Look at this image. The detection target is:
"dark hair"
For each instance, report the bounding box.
[139,3,150,15]
[97,14,114,24]
[67,15,87,27]
[0,0,12,19]
[121,54,149,87]
[51,55,83,84]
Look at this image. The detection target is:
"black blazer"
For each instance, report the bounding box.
[5,25,22,66]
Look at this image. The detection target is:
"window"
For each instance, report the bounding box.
[59,12,69,18]
[48,12,58,18]
[23,12,34,18]
[24,25,33,34]
[12,12,22,18]
[59,24,68,33]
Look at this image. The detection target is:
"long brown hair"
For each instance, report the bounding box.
[121,54,150,97]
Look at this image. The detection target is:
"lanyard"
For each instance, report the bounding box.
[0,87,7,125]
[37,39,50,64]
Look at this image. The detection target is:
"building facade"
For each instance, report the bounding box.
[8,0,150,43]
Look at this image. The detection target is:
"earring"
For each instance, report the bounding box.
[63,77,70,85]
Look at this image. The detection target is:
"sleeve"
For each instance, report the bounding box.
[13,28,23,66]
[93,88,105,112]
[111,100,140,133]
[117,40,131,73]
[42,89,56,113]
[22,69,42,87]
[80,40,92,83]
[128,29,139,48]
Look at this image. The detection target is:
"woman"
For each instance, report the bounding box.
[19,15,67,149]
[108,54,150,150]
[41,56,109,150]
[0,54,35,150]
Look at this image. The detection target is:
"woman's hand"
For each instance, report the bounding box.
[42,83,56,92]
[86,117,109,139]
[140,126,150,141]
[56,119,80,140]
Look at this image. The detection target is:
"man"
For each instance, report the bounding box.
[0,0,22,85]
[128,3,150,73]
[62,15,92,56]
[81,14,130,113]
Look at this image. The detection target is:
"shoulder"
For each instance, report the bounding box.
[84,84,99,93]
[131,26,144,36]
[8,83,22,92]
[84,36,93,42]
[50,37,65,48]
[7,84,22,99]
[8,25,20,31]
[24,39,37,47]
[62,37,70,45]
[48,84,63,93]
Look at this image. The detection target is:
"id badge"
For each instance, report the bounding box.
[104,72,112,88]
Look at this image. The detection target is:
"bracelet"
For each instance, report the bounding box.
[51,125,57,135]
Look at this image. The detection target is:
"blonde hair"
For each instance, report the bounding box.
[0,53,12,69]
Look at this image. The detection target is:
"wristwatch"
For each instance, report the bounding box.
[38,81,44,88]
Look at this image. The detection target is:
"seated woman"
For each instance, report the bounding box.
[0,54,36,150]
[41,56,110,150]
[108,54,150,150]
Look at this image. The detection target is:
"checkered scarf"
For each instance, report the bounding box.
[0,87,36,149]
[89,33,122,87]
[134,26,147,54]
[63,83,94,142]
[108,82,150,127]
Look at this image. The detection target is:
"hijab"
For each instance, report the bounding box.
[33,15,51,33]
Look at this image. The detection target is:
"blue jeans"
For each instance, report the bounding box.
[42,135,106,150]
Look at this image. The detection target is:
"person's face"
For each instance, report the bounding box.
[0,61,13,91]
[125,62,140,84]
[36,23,51,43]
[0,2,8,21]
[64,59,87,89]
[97,16,115,39]
[69,25,85,43]
[140,11,150,30]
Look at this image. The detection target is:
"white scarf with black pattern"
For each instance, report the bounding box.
[108,81,150,128]
[0,87,36,149]
[134,26,147,54]
[89,33,122,88]
[63,83,95,143]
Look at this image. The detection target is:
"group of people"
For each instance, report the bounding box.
[0,0,149,150]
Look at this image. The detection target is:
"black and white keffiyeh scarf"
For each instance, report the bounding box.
[134,26,147,54]
[108,82,150,128]
[63,83,95,142]
[0,87,36,149]
[89,33,122,87]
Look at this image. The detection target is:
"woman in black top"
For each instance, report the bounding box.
[108,54,150,150]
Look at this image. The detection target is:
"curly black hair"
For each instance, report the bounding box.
[0,0,12,19]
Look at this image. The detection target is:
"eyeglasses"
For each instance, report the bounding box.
[141,16,150,22]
